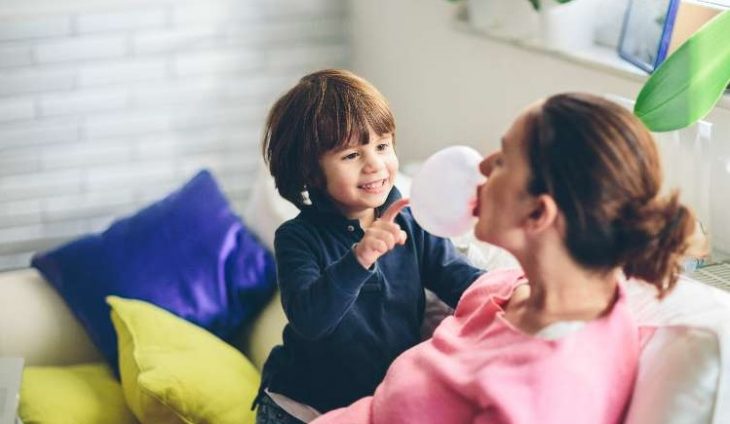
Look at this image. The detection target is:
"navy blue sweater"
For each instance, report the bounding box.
[258,187,485,413]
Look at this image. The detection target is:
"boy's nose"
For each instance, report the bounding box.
[363,154,384,172]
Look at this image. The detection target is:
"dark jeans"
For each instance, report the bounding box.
[256,393,307,424]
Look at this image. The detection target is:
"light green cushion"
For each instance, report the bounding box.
[19,363,137,424]
[108,296,260,424]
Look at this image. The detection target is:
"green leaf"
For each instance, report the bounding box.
[634,10,730,132]
[530,0,574,10]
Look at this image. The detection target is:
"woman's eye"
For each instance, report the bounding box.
[485,156,502,172]
[492,154,504,167]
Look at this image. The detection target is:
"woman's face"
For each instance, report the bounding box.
[473,106,537,250]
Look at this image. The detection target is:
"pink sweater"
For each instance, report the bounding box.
[313,269,639,424]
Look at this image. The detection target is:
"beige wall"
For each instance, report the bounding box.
[349,0,730,258]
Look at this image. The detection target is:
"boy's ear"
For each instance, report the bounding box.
[305,171,325,191]
[525,194,559,234]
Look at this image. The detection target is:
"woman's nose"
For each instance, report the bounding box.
[479,155,493,177]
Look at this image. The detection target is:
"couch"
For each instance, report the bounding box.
[2,167,730,423]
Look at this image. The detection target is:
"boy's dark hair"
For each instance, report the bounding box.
[262,69,395,207]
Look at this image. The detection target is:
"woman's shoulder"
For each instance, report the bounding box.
[455,268,525,316]
[464,268,525,297]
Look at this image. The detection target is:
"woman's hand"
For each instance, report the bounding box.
[354,198,409,269]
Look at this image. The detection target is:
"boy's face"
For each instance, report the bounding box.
[318,130,398,221]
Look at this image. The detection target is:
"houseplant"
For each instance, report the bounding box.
[446,0,574,10]
[634,10,730,132]
[534,0,598,50]
[526,0,573,11]
[457,0,539,38]
[453,0,598,51]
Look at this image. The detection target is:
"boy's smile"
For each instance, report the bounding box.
[319,130,398,223]
[358,178,387,193]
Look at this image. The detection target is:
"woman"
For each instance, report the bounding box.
[311,93,694,424]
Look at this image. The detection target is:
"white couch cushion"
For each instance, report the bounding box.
[242,166,300,252]
[625,276,730,424]
[0,268,101,365]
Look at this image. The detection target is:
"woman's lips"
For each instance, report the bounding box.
[472,186,481,217]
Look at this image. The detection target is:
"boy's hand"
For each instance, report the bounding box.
[354,198,410,269]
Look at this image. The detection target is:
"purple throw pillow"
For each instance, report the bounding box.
[31,170,276,372]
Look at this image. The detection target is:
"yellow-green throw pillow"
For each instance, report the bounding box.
[107,296,260,424]
[19,363,137,424]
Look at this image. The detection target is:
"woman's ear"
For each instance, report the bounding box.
[525,194,559,234]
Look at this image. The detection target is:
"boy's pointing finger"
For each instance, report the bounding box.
[381,198,410,223]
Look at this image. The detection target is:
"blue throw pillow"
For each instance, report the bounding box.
[31,170,276,372]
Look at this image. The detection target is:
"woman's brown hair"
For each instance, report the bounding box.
[262,69,395,207]
[524,93,694,295]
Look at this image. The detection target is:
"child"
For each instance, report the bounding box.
[253,69,485,423]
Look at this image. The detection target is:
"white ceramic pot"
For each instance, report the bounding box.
[466,0,539,39]
[539,0,599,50]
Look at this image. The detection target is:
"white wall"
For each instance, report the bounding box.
[349,0,730,258]
[0,0,349,270]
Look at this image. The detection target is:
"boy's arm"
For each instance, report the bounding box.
[275,223,374,340]
[421,232,486,308]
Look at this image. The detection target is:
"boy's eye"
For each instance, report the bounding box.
[377,143,390,151]
[342,152,359,160]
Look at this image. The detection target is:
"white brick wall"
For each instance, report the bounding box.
[0,0,350,270]
[0,68,76,96]
[0,15,72,41]
[34,34,129,63]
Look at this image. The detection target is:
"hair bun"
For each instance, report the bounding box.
[616,192,694,293]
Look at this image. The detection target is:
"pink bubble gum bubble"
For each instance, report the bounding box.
[410,146,485,238]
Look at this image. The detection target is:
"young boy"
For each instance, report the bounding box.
[254,69,484,423]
